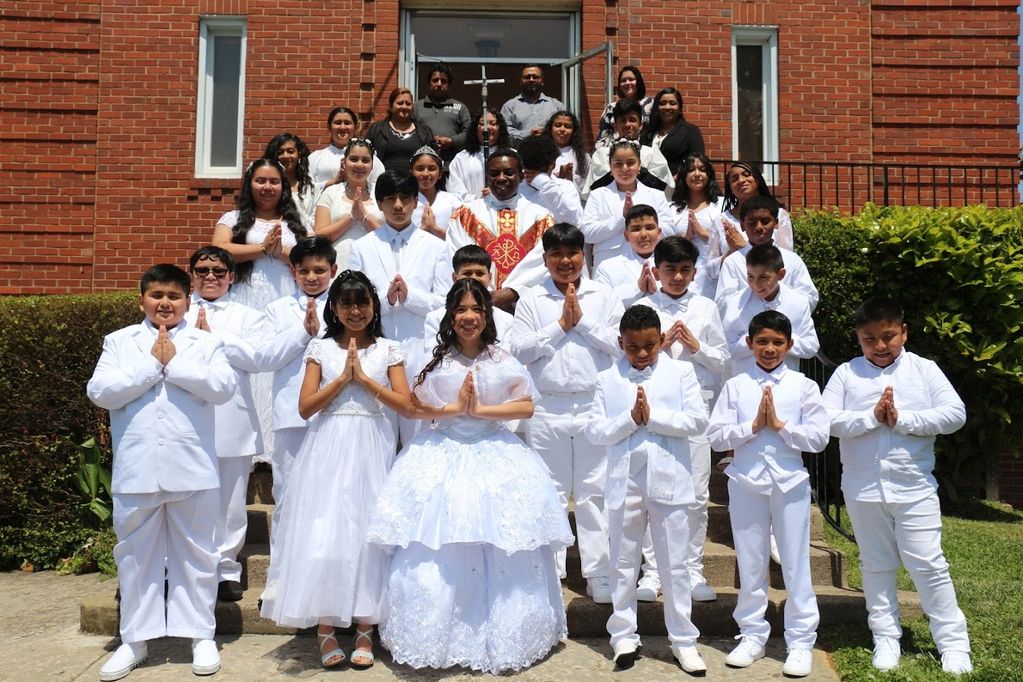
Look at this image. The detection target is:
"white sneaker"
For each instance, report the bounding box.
[99,642,147,681]
[770,532,782,564]
[635,574,661,602]
[782,647,813,677]
[612,639,639,668]
[725,637,766,668]
[941,650,973,676]
[191,638,221,676]
[586,576,613,604]
[690,580,717,602]
[673,646,707,674]
[872,636,900,671]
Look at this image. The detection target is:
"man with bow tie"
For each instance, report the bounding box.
[414,63,471,165]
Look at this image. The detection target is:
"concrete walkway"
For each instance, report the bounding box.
[3,570,840,681]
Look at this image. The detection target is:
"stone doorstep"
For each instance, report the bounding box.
[79,582,922,638]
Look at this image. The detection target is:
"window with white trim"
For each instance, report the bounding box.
[731,27,779,183]
[195,17,246,178]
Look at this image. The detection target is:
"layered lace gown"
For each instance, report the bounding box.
[259,338,403,628]
[368,348,573,674]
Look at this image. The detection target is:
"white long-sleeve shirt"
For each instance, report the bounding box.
[708,362,830,493]
[720,284,819,376]
[509,278,623,394]
[581,183,675,268]
[715,243,819,310]
[446,148,491,202]
[719,206,794,252]
[593,249,654,308]
[822,350,966,503]
[519,172,583,227]
[666,198,724,298]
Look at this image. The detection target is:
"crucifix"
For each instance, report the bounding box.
[464,65,505,170]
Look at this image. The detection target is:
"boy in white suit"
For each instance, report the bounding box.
[87,264,237,680]
[707,310,830,677]
[262,237,337,552]
[822,298,972,675]
[584,304,709,674]
[185,246,271,602]
[593,203,662,308]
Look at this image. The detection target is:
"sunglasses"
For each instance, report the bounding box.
[193,266,230,278]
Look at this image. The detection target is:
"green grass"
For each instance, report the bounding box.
[820,499,1023,681]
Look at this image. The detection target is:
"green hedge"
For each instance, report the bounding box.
[796,205,1023,496]
[0,292,140,569]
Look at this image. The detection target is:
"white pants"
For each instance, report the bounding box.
[607,465,699,649]
[728,478,818,649]
[113,488,219,643]
[270,427,306,556]
[526,391,609,579]
[215,456,253,582]
[844,494,970,653]
[641,439,711,583]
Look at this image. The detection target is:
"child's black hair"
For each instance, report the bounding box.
[653,235,698,267]
[322,270,384,341]
[612,98,644,123]
[625,203,659,227]
[416,278,498,387]
[723,161,784,213]
[452,245,492,272]
[619,304,661,335]
[289,236,337,267]
[541,222,585,252]
[748,310,792,341]
[517,134,560,172]
[465,109,510,154]
[739,194,781,221]
[140,264,190,296]
[263,132,313,197]
[609,138,642,162]
[189,246,234,272]
[542,110,588,178]
[486,147,522,174]
[374,168,419,202]
[671,153,722,210]
[745,243,785,272]
[853,297,905,328]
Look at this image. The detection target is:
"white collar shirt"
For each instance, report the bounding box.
[719,284,819,376]
[715,241,819,311]
[593,249,654,308]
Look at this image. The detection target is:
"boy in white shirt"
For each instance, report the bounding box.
[715,195,818,309]
[584,304,709,674]
[720,243,819,376]
[349,168,452,345]
[262,237,337,553]
[634,235,729,603]
[185,247,272,603]
[510,222,624,602]
[593,203,661,308]
[517,134,584,227]
[708,310,830,678]
[88,264,237,680]
[822,298,972,676]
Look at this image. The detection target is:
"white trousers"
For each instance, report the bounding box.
[270,427,306,557]
[844,494,970,653]
[640,439,711,583]
[215,456,252,582]
[526,392,609,579]
[728,478,818,649]
[113,488,219,643]
[607,466,699,649]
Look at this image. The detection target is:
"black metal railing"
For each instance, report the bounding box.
[800,354,856,542]
[718,160,1020,213]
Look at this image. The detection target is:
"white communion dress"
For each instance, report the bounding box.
[367,346,573,674]
[259,337,403,628]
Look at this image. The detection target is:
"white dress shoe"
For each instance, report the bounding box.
[941,650,973,676]
[99,641,147,681]
[725,637,766,668]
[612,639,639,668]
[872,636,900,671]
[635,574,661,602]
[782,647,813,677]
[690,580,717,602]
[586,575,613,604]
[674,646,707,675]
[191,638,221,676]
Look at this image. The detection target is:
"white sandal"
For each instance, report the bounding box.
[317,630,346,668]
[351,627,375,669]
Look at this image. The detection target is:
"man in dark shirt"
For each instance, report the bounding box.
[414,63,472,165]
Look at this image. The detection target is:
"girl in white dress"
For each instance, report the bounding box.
[545,110,588,196]
[264,132,337,228]
[259,270,411,670]
[721,160,794,251]
[212,158,308,311]
[314,138,384,269]
[445,109,510,202]
[410,146,459,239]
[307,106,386,186]
[368,279,573,675]
[669,153,726,297]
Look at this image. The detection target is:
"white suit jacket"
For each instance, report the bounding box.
[262,291,327,432]
[87,321,237,494]
[585,356,708,509]
[349,224,452,344]
[184,296,272,458]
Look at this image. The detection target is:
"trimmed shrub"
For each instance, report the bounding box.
[796,205,1023,497]
[0,292,139,569]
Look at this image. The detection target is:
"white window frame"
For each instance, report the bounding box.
[195,17,247,178]
[731,26,779,184]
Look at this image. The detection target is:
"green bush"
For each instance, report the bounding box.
[0,292,139,570]
[796,205,1023,497]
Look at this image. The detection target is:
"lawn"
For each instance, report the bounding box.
[820,498,1023,681]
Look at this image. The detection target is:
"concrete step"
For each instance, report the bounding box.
[246,464,274,505]
[81,581,914,638]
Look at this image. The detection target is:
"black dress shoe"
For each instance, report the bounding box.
[217,580,244,601]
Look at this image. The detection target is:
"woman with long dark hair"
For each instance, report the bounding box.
[446,109,511,201]
[641,88,706,178]
[367,88,437,172]
[597,65,654,142]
